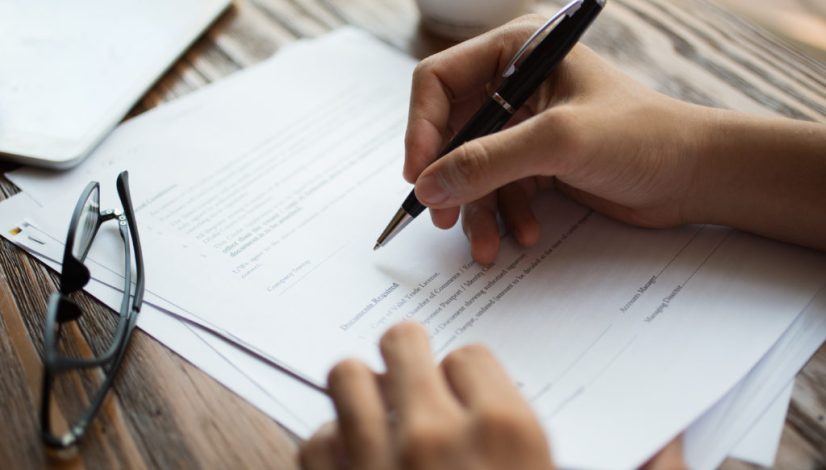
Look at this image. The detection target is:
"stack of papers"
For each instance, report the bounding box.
[2,28,825,468]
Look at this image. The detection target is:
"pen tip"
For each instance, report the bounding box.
[373,242,381,251]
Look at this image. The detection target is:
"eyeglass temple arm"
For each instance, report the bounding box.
[116,171,145,312]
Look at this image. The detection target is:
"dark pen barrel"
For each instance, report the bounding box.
[378,0,606,248]
[402,97,514,216]
[500,0,603,109]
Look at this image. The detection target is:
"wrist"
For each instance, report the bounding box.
[668,102,727,227]
[680,106,826,250]
[679,105,732,226]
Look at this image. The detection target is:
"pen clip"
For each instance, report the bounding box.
[502,0,585,78]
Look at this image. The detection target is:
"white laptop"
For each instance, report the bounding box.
[0,0,231,168]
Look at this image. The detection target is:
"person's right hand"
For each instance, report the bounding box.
[404,14,707,265]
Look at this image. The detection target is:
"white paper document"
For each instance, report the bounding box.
[730,382,793,466]
[5,28,826,469]
[684,285,826,468]
[2,189,812,468]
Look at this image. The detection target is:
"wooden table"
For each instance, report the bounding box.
[1,0,824,467]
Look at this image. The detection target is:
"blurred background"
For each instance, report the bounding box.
[715,0,826,61]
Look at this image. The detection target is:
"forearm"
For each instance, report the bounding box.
[685,107,826,251]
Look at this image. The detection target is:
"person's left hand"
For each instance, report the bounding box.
[299,322,555,470]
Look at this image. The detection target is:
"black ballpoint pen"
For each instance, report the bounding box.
[374,0,606,250]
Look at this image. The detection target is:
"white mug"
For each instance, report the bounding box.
[415,0,532,40]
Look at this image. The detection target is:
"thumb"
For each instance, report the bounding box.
[414,112,568,208]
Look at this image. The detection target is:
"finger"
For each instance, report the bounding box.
[414,109,575,209]
[327,359,391,469]
[404,15,546,183]
[300,422,345,470]
[440,344,527,411]
[641,435,685,470]
[379,322,455,415]
[441,346,554,469]
[430,207,460,229]
[461,195,500,266]
[498,181,540,247]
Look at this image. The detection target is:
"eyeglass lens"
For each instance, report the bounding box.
[51,296,123,362]
[71,185,100,260]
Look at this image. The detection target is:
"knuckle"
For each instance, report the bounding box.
[400,422,456,467]
[477,406,523,433]
[412,57,436,83]
[445,141,491,189]
[474,405,542,450]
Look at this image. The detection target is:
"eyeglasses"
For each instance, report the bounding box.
[41,170,144,448]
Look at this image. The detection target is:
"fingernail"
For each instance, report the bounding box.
[416,174,449,205]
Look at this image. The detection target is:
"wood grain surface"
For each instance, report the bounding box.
[715,0,826,60]
[1,0,824,468]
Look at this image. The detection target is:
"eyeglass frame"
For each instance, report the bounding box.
[40,170,145,448]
